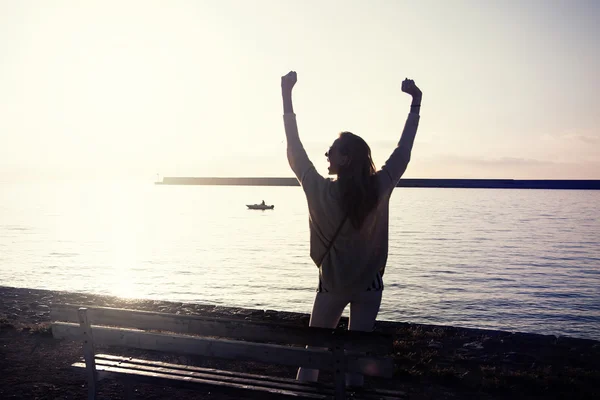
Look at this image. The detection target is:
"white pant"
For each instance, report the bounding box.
[296,290,383,386]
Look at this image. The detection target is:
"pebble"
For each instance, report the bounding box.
[463,341,484,350]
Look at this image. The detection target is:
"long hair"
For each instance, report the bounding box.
[336,132,379,229]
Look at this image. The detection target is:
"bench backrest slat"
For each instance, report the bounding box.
[52,322,393,377]
[51,304,392,354]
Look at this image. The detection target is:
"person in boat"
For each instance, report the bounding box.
[281,71,422,386]
[261,200,265,206]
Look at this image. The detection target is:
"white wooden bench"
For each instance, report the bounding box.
[51,304,405,400]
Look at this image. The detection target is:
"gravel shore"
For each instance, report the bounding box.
[1,285,598,399]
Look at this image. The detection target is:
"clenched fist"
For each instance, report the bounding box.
[401,79,422,98]
[281,71,297,93]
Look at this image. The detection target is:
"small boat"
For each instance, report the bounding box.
[246,204,274,210]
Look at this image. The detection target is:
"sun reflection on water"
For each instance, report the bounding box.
[102,181,147,299]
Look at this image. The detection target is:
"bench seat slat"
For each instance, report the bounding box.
[75,356,405,399]
[93,358,334,396]
[96,354,330,389]
[73,362,329,399]
[94,355,405,399]
[51,304,393,353]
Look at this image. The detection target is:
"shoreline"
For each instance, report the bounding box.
[0,285,593,341]
[1,285,599,399]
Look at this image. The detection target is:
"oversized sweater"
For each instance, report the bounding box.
[284,112,420,296]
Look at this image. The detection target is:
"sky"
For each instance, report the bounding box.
[1,0,599,182]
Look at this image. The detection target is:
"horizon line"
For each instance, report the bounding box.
[156,177,600,190]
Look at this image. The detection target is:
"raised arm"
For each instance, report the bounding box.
[379,79,422,192]
[281,71,322,186]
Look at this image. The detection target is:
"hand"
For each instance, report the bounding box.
[401,79,422,98]
[281,71,297,93]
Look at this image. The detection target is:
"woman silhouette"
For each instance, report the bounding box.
[281,71,422,386]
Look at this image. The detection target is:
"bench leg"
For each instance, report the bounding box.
[78,308,97,400]
[87,385,96,400]
[333,342,346,400]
